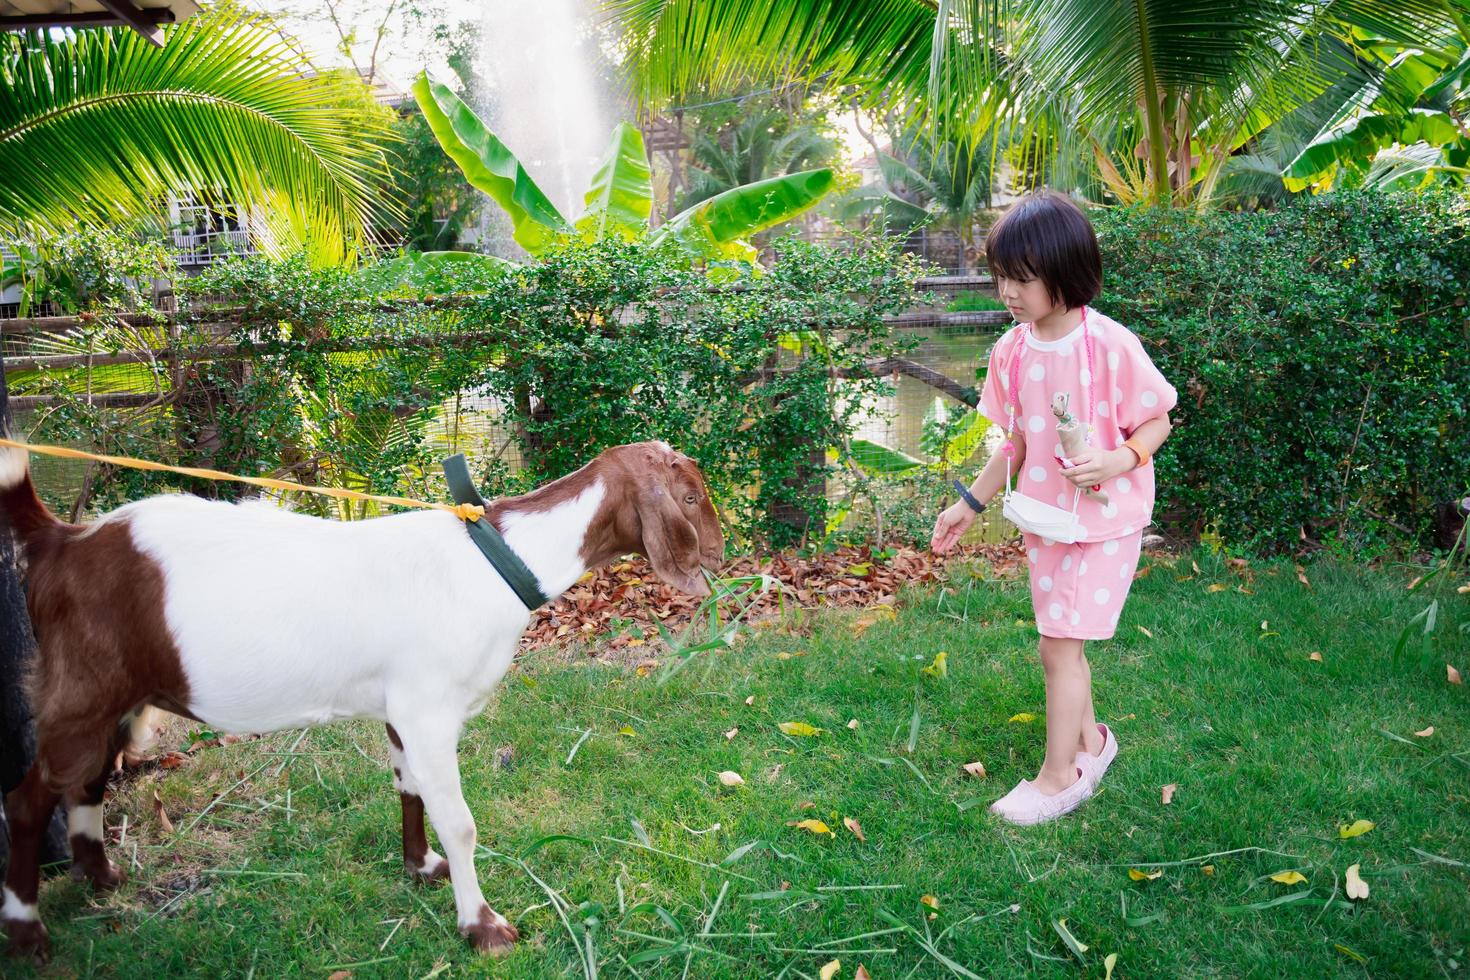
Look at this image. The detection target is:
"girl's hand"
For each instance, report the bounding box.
[931,501,978,554]
[1060,448,1134,488]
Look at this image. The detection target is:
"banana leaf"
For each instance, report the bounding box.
[650,168,835,261]
[412,73,569,255]
[579,123,654,240]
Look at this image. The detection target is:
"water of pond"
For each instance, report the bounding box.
[844,326,1013,544]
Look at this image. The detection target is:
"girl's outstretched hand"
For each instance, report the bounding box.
[931,501,977,554]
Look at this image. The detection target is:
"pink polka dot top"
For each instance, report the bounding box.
[976,308,1178,542]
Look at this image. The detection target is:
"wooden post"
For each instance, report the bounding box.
[0,348,69,868]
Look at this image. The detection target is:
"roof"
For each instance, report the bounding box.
[0,0,200,46]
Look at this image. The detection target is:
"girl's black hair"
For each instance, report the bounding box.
[984,192,1102,310]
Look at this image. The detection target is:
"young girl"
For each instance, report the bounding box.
[931,192,1177,825]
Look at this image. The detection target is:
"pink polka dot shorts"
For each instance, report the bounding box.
[1023,530,1144,640]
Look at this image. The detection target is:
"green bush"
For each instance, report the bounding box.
[166,234,924,547]
[1095,191,1470,555]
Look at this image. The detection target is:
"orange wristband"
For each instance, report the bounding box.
[1123,438,1150,469]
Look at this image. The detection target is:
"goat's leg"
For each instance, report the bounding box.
[390,717,518,955]
[2,766,62,960]
[65,762,124,892]
[385,723,449,882]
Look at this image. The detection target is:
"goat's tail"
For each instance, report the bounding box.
[0,436,63,541]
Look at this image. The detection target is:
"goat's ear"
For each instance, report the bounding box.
[636,482,709,596]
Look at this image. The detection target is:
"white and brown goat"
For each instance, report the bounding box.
[0,441,723,959]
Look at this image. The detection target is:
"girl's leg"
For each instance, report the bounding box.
[1077,651,1103,755]
[1033,635,1091,795]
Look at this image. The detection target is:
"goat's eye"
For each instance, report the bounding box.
[685,494,697,505]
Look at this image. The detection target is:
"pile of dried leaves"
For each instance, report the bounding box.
[522,543,1024,655]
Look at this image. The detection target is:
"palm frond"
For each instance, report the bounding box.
[0,10,394,265]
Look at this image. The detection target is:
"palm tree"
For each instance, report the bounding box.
[678,105,838,211]
[0,8,395,265]
[606,0,1462,205]
[841,123,995,271]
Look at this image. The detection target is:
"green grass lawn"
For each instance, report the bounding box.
[13,551,1469,979]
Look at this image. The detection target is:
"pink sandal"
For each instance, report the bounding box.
[989,767,1093,825]
[1074,723,1118,786]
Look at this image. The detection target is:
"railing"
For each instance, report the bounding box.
[172,229,255,266]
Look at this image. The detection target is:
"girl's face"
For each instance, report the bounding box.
[995,273,1062,324]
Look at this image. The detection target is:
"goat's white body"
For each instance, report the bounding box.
[122,481,606,733]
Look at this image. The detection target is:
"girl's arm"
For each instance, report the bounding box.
[932,433,1026,553]
[1060,413,1171,487]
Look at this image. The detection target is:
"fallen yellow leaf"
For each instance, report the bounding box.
[1137,625,1153,638]
[724,727,739,740]
[1192,560,1203,574]
[1008,712,1037,723]
[776,651,794,660]
[847,718,860,730]
[1449,664,1463,685]
[1414,726,1434,738]
[1104,952,1118,980]
[1339,819,1375,839]
[1206,583,1228,593]
[778,721,824,737]
[152,790,174,834]
[1161,783,1177,805]
[962,761,987,779]
[717,771,745,788]
[843,817,866,842]
[1128,868,1163,881]
[920,894,940,909]
[1202,865,1215,876]
[921,651,948,679]
[1407,575,1424,590]
[617,725,637,737]
[793,819,835,837]
[855,966,872,980]
[1308,651,1323,662]
[745,695,756,706]
[1345,863,1369,901]
[1270,870,1307,885]
[820,960,841,980]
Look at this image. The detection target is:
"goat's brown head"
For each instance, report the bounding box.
[594,442,724,596]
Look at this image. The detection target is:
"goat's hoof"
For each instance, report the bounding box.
[461,906,518,955]
[408,857,451,883]
[72,858,126,892]
[3,918,50,962]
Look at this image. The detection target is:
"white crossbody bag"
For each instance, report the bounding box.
[1000,310,1096,544]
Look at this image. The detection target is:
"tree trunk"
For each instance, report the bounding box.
[0,354,70,869]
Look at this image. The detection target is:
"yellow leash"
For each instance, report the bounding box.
[0,437,486,523]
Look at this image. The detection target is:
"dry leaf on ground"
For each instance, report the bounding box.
[152,790,174,833]
[843,817,866,842]
[717,771,745,788]
[1128,868,1163,881]
[820,960,841,980]
[792,819,835,837]
[1414,726,1434,737]
[1345,863,1370,900]
[1339,819,1375,839]
[1270,870,1307,885]
[1449,664,1463,685]
[963,761,987,779]
[1161,783,1177,805]
[778,721,823,737]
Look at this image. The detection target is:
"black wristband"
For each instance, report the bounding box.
[952,480,985,514]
